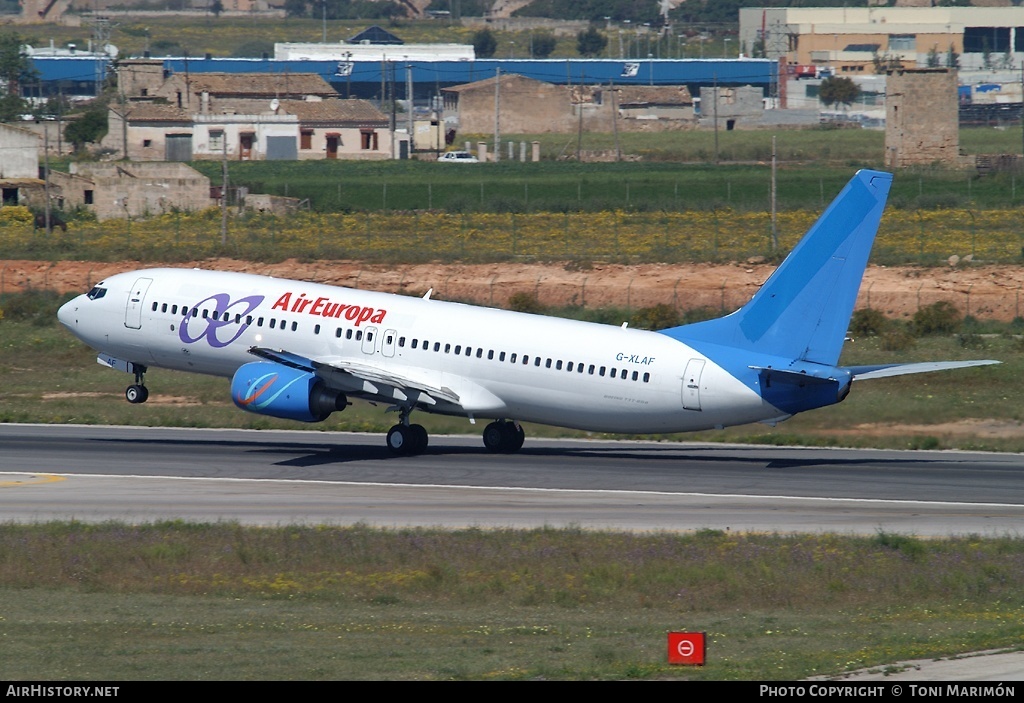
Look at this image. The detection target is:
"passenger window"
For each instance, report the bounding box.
[534,357,541,367]
[556,361,563,370]
[488,350,494,360]
[270,319,276,329]
[546,359,552,368]
[151,302,158,312]
[315,324,321,334]
[257,317,264,326]
[336,328,343,338]
[632,371,638,381]
[202,310,209,319]
[454,345,460,354]
[346,329,354,340]
[621,369,628,380]
[172,305,178,315]
[412,339,418,349]
[600,367,606,377]
[356,331,363,341]
[499,352,506,362]
[434,342,440,352]
[161,303,168,313]
[643,372,650,382]
[510,353,517,363]
[476,349,483,358]
[291,322,298,332]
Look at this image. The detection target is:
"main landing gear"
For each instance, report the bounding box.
[385,413,526,456]
[386,406,428,456]
[483,420,525,453]
[125,365,149,404]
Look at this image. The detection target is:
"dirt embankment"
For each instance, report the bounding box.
[4,258,1024,321]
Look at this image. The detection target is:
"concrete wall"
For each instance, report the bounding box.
[66,162,212,220]
[0,125,40,179]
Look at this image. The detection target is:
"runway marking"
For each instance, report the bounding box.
[0,474,66,488]
[0,471,1020,509]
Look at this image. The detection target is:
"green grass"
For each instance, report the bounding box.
[182,133,1024,214]
[1,524,1023,680]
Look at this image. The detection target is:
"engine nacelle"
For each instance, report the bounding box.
[231,361,346,423]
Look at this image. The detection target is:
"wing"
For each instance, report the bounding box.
[249,347,461,407]
[845,360,1000,381]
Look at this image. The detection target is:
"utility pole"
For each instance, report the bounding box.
[611,80,621,163]
[43,128,51,236]
[771,135,778,251]
[713,74,719,164]
[406,64,414,155]
[493,67,500,162]
[220,137,228,246]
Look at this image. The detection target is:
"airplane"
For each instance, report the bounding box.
[57,169,998,456]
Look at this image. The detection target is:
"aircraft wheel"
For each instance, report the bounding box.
[483,421,523,453]
[408,424,428,455]
[126,384,148,404]
[386,424,411,455]
[483,421,506,453]
[506,421,525,452]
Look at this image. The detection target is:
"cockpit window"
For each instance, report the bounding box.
[87,286,107,300]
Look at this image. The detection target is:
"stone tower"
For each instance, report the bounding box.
[885,68,961,168]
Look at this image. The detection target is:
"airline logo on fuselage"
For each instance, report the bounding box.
[179,293,264,348]
[271,291,387,327]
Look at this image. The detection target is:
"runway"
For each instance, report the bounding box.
[2,424,1022,536]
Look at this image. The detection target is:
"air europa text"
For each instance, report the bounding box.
[271,292,387,326]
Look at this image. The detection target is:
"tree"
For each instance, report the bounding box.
[473,28,497,59]
[0,31,35,122]
[65,104,109,153]
[576,25,607,57]
[818,76,861,108]
[210,0,224,16]
[284,0,307,17]
[531,31,557,59]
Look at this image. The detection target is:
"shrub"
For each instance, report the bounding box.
[631,304,680,330]
[881,325,916,351]
[848,308,889,338]
[912,301,962,336]
[507,291,545,314]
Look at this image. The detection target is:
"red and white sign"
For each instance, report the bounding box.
[667,631,706,666]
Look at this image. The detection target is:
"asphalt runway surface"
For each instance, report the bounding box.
[2,424,1022,537]
[3,423,1024,680]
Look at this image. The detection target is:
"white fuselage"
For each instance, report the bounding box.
[58,268,775,434]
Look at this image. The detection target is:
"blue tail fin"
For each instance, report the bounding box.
[662,169,893,366]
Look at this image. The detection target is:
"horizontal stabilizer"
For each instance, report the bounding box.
[847,360,1000,381]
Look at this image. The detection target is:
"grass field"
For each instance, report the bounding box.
[1,524,1023,680]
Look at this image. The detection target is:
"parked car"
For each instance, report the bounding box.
[438,150,479,163]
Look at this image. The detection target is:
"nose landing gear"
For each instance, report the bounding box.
[125,365,149,404]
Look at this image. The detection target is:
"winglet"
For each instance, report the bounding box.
[662,170,893,366]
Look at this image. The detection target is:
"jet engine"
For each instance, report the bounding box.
[231,361,346,423]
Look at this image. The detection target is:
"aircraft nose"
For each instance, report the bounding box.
[57,298,77,329]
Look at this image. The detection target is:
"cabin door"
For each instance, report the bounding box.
[682,358,705,411]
